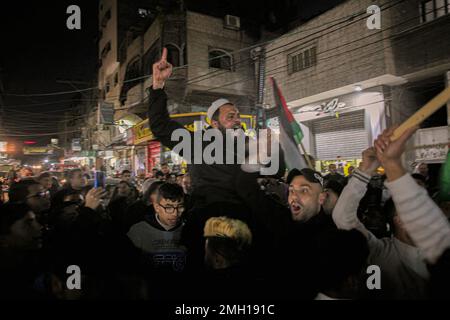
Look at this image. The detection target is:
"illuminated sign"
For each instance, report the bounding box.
[23,146,52,155]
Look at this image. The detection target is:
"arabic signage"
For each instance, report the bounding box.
[294,98,348,117]
[415,126,449,163]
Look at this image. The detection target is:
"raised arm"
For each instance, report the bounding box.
[333,147,383,248]
[375,126,450,264]
[148,48,190,151]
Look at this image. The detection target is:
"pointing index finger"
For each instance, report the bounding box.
[161,47,168,62]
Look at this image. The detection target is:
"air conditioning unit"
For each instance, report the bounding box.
[224,15,240,30]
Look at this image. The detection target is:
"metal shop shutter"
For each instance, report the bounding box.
[312,110,368,160]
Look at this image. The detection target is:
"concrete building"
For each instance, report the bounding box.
[106,7,257,175]
[264,0,450,173]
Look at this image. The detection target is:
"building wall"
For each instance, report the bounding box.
[186,11,256,98]
[264,0,388,107]
[117,11,257,116]
[384,0,450,79]
[98,0,119,89]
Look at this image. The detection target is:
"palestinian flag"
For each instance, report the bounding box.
[439,147,450,201]
[270,77,307,170]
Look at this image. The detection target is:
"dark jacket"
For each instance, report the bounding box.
[235,170,337,299]
[148,87,285,207]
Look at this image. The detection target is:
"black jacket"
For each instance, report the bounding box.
[235,170,337,299]
[148,87,285,207]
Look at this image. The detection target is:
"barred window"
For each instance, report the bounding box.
[420,0,450,23]
[288,46,317,74]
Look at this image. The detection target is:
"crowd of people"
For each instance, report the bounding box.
[1,48,450,300]
[1,129,449,300]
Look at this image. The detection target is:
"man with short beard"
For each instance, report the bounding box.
[235,167,336,299]
[148,48,284,209]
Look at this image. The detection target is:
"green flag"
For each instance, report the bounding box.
[439,148,450,201]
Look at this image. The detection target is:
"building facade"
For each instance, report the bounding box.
[265,0,450,172]
[103,7,257,175]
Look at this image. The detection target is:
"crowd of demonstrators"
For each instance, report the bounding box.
[2,49,450,301]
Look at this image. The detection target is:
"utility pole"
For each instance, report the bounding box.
[251,47,267,129]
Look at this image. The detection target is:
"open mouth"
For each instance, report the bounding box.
[290,201,303,215]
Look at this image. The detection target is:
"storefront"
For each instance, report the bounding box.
[130,112,255,175]
[268,89,387,175]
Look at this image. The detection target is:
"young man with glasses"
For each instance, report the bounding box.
[127,183,186,272]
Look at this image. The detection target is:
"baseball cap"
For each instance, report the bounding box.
[286,168,324,187]
[207,98,232,123]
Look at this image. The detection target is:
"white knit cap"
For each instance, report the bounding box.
[207,98,231,123]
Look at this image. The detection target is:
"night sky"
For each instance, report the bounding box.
[0,0,344,146]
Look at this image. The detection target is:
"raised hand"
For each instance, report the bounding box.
[374,126,418,181]
[374,126,418,166]
[85,188,108,211]
[152,47,173,89]
[359,147,380,175]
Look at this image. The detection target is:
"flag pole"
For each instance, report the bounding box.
[298,142,313,169]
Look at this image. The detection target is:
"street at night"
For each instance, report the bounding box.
[1,0,450,311]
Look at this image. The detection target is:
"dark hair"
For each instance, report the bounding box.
[38,172,51,180]
[67,168,82,180]
[0,202,33,235]
[110,180,136,201]
[412,173,426,184]
[51,189,82,210]
[121,170,131,175]
[315,229,369,292]
[8,179,40,203]
[156,183,184,203]
[211,110,220,122]
[155,171,164,179]
[143,180,164,205]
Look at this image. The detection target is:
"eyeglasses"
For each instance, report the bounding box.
[26,191,50,199]
[157,203,185,214]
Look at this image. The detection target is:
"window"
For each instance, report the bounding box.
[102,9,111,27]
[125,57,141,82]
[105,81,110,93]
[114,73,119,86]
[120,56,143,104]
[420,0,450,23]
[166,44,181,67]
[208,49,233,70]
[143,40,160,75]
[288,47,317,74]
[101,41,111,58]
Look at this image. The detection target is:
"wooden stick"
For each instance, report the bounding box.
[299,142,314,169]
[392,86,450,141]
